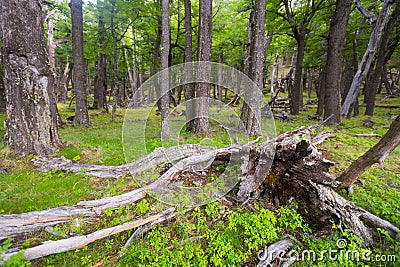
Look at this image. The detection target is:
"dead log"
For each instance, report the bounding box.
[32,144,213,178]
[0,145,239,240]
[1,125,398,265]
[0,208,176,264]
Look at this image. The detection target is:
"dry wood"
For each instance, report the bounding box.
[32,144,213,178]
[1,125,398,265]
[0,208,176,264]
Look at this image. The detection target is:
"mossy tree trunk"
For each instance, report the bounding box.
[0,0,61,155]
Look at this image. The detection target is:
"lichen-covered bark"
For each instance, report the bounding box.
[0,0,61,155]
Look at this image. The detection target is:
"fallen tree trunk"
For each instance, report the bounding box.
[0,208,176,264]
[1,126,398,264]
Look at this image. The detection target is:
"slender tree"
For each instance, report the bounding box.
[93,0,107,110]
[160,0,170,137]
[70,0,90,124]
[195,0,212,135]
[240,0,266,135]
[322,0,353,125]
[184,0,195,131]
[0,0,61,155]
[110,0,119,121]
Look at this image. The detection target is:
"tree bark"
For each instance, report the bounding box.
[270,49,279,99]
[337,115,400,192]
[341,0,394,117]
[240,0,266,135]
[194,0,212,135]
[70,0,90,125]
[0,0,61,155]
[0,72,5,112]
[110,0,119,121]
[93,0,107,110]
[160,0,170,138]
[184,0,195,131]
[322,0,352,125]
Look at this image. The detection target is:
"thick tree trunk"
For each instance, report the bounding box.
[0,0,61,155]
[341,0,394,117]
[240,0,266,135]
[364,2,400,116]
[194,0,212,135]
[337,115,400,192]
[322,0,352,125]
[70,0,90,125]
[160,0,170,138]
[184,0,195,131]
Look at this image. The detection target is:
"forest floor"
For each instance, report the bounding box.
[0,93,399,266]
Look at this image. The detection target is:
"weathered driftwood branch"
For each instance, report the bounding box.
[0,208,176,264]
[32,144,213,178]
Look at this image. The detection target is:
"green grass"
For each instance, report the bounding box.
[0,94,399,266]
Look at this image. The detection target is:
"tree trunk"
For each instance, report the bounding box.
[0,72,6,113]
[160,0,170,138]
[131,24,139,105]
[322,0,352,125]
[194,0,212,135]
[70,0,90,125]
[341,0,394,117]
[240,0,266,135]
[110,0,119,121]
[291,33,305,115]
[93,0,107,110]
[183,0,194,130]
[316,68,325,116]
[364,2,400,116]
[0,0,61,155]
[121,25,135,102]
[150,5,162,104]
[337,115,400,192]
[270,49,279,99]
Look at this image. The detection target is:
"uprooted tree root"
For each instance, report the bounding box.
[0,126,398,265]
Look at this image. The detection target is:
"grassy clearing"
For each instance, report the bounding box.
[0,95,399,266]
